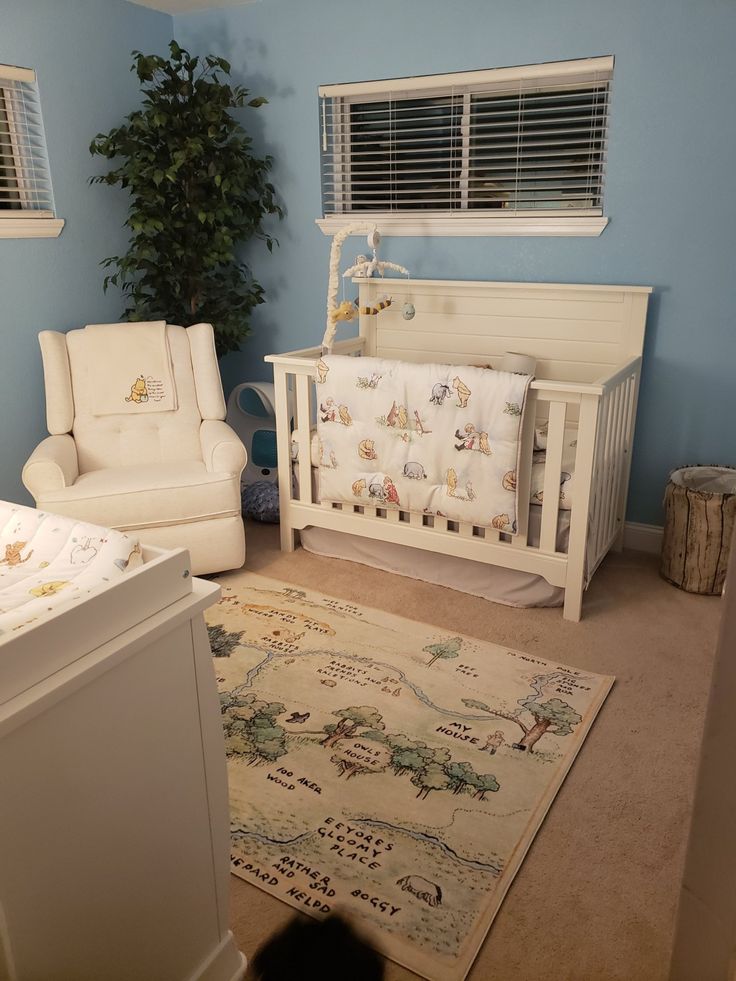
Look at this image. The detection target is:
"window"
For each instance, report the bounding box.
[318,56,612,236]
[0,64,63,238]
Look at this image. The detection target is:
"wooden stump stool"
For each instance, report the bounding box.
[661,466,736,594]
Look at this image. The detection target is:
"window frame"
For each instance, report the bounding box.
[317,57,612,237]
[0,63,63,239]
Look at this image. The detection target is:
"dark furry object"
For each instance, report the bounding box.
[250,913,384,981]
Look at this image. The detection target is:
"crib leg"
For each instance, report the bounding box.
[280,523,296,553]
[563,582,583,622]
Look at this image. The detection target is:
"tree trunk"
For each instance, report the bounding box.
[338,762,364,779]
[320,720,356,748]
[519,718,552,752]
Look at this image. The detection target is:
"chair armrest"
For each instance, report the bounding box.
[200,420,247,476]
[22,435,79,500]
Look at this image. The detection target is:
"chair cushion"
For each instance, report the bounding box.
[36,461,241,531]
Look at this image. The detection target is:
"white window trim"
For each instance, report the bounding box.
[318,56,612,237]
[316,215,608,237]
[0,64,64,239]
[0,216,64,238]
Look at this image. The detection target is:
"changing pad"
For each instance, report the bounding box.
[0,502,142,636]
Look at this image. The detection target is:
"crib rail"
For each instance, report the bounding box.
[588,357,642,573]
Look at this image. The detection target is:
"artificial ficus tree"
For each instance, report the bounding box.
[90,40,282,355]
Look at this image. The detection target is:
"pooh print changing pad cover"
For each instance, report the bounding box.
[0,502,142,637]
[316,355,532,533]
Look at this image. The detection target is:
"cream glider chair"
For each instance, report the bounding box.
[22,321,246,575]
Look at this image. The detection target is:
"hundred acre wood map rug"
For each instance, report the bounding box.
[206,574,614,981]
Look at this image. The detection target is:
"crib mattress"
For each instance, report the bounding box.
[0,501,142,636]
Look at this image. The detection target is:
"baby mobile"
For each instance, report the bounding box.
[321,221,413,356]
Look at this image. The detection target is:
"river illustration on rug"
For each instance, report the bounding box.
[207,574,613,981]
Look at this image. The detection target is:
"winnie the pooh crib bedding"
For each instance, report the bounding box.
[316,356,532,533]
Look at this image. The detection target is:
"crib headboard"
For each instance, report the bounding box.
[356,279,652,383]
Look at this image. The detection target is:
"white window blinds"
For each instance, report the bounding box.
[0,64,56,216]
[319,56,612,219]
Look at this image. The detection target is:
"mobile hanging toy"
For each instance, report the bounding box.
[322,223,410,354]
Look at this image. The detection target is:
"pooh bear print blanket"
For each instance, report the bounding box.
[316,356,532,533]
[85,321,177,415]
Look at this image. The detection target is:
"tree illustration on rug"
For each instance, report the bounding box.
[467,773,501,800]
[444,760,478,796]
[411,762,453,799]
[221,690,287,764]
[422,636,463,667]
[207,623,245,658]
[320,706,386,748]
[462,696,582,753]
[387,735,450,777]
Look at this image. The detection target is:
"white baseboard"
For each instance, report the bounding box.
[188,932,246,981]
[623,521,663,555]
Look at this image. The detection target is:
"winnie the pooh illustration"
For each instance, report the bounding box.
[316,359,329,384]
[125,375,149,403]
[358,438,377,461]
[452,375,471,408]
[29,580,70,598]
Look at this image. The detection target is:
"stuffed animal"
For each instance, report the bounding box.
[329,300,358,324]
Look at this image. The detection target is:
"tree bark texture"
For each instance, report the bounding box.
[661,472,736,595]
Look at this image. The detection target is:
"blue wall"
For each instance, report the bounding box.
[0,0,172,504]
[177,0,736,526]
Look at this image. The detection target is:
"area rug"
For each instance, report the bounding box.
[207,573,614,981]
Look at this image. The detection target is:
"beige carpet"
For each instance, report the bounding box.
[219,521,721,981]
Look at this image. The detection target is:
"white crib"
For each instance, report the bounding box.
[266,278,652,621]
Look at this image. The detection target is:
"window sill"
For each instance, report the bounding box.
[316,216,608,238]
[0,217,65,239]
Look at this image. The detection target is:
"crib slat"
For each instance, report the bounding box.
[539,401,567,553]
[564,392,600,621]
[512,393,537,549]
[410,511,423,527]
[590,385,611,562]
[387,508,400,523]
[274,367,297,552]
[610,379,633,541]
[613,375,638,546]
[601,383,624,549]
[295,374,313,505]
[596,389,614,556]
[459,521,473,538]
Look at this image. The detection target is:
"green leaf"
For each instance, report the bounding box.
[248,96,268,108]
[89,39,282,356]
